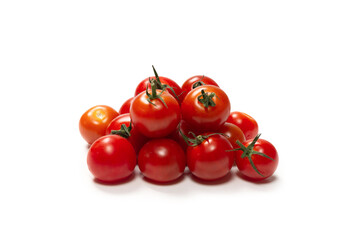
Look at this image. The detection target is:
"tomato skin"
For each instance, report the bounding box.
[119,97,133,114]
[79,105,119,145]
[134,76,182,104]
[105,113,148,153]
[235,138,279,181]
[181,85,231,132]
[179,75,219,103]
[87,135,136,182]
[138,139,186,183]
[227,112,259,140]
[187,134,234,181]
[218,122,246,148]
[130,89,181,138]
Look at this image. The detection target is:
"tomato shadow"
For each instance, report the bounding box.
[235,172,278,184]
[93,172,136,185]
[141,173,186,186]
[91,171,142,194]
[190,171,234,185]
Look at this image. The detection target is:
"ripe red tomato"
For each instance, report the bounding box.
[79,105,119,144]
[234,135,278,181]
[217,122,246,148]
[186,133,234,181]
[119,97,133,114]
[181,85,231,132]
[134,66,181,103]
[87,135,136,182]
[138,139,186,183]
[227,112,258,140]
[105,113,148,153]
[130,89,181,138]
[179,75,219,103]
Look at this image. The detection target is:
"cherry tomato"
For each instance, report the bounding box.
[234,135,278,181]
[130,89,181,138]
[135,78,181,104]
[105,113,148,153]
[79,105,119,144]
[217,122,246,148]
[138,139,186,183]
[186,133,234,181]
[119,97,133,114]
[227,111,258,140]
[181,85,231,132]
[87,135,136,182]
[179,75,219,102]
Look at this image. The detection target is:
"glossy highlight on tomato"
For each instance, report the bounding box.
[79,105,119,144]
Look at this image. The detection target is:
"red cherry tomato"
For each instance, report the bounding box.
[138,139,186,183]
[105,113,148,153]
[79,105,119,144]
[87,135,136,182]
[134,76,181,103]
[130,89,181,138]
[181,85,230,132]
[119,97,133,114]
[234,135,278,181]
[186,134,234,181]
[179,75,219,102]
[227,112,259,140]
[217,122,246,148]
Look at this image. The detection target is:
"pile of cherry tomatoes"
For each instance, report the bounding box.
[79,66,279,184]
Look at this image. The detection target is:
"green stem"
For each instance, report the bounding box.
[111,123,132,139]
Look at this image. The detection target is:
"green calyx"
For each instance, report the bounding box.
[145,80,168,108]
[179,129,224,147]
[150,65,179,101]
[111,123,132,139]
[192,75,206,89]
[230,134,274,177]
[197,89,217,108]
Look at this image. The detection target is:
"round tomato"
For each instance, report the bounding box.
[186,133,234,181]
[227,112,258,140]
[134,66,181,103]
[119,97,133,114]
[234,135,278,181]
[179,75,219,103]
[105,113,148,153]
[138,139,186,183]
[218,122,246,148]
[181,85,230,132]
[79,105,119,145]
[130,88,181,138]
[87,135,136,182]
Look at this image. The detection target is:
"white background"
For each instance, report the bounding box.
[1,0,359,239]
